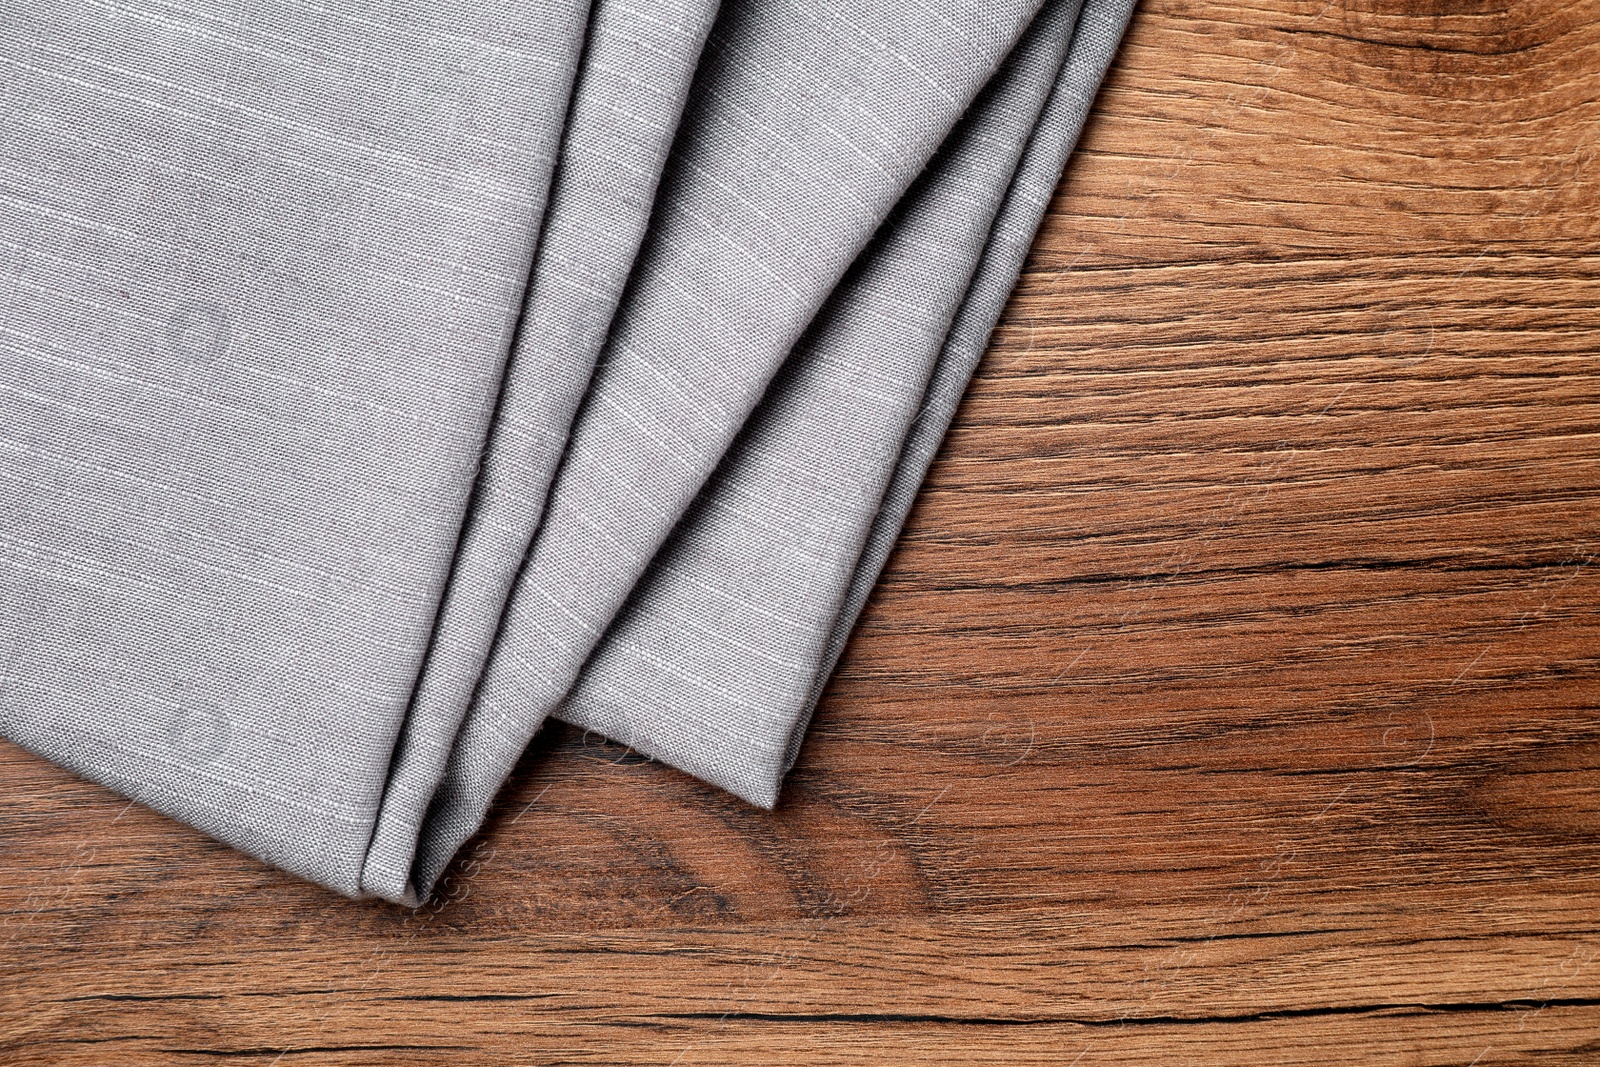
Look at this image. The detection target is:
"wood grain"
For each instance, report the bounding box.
[3,1,1598,1063]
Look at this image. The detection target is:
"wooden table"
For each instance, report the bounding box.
[4,1,1598,1062]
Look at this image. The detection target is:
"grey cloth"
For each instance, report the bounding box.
[0,0,1136,903]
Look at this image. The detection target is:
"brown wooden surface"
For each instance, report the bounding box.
[4,1,1599,1063]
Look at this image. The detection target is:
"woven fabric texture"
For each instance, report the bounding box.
[0,0,1136,903]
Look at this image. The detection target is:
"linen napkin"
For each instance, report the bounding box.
[0,0,1136,903]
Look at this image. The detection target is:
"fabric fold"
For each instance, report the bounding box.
[0,0,1137,903]
[359,0,724,908]
[559,0,1136,809]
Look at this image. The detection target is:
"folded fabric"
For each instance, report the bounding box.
[0,0,1136,903]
